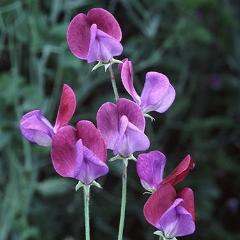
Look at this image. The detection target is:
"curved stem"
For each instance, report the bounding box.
[117,159,128,240]
[109,64,119,101]
[83,185,91,240]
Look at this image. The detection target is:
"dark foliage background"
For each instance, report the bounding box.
[0,0,239,239]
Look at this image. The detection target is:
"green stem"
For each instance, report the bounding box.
[109,64,119,101]
[117,159,128,240]
[83,185,90,240]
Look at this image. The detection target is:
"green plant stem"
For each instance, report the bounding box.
[118,159,128,240]
[109,64,119,101]
[83,185,91,240]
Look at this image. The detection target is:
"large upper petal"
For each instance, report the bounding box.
[178,187,195,221]
[140,72,175,113]
[67,13,91,59]
[87,8,122,41]
[137,151,166,192]
[97,102,119,150]
[158,198,195,238]
[87,24,123,63]
[20,110,54,147]
[116,98,145,131]
[113,115,150,157]
[51,126,79,178]
[120,59,140,104]
[76,120,107,162]
[162,155,195,186]
[54,84,76,132]
[143,184,176,228]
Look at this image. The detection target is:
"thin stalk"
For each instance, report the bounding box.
[109,64,119,101]
[117,159,128,240]
[83,185,91,240]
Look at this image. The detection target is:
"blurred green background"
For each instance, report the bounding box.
[0,0,239,239]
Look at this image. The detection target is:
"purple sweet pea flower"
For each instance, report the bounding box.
[119,59,176,114]
[67,8,123,63]
[20,84,76,147]
[144,184,195,239]
[51,120,108,184]
[137,152,195,192]
[97,98,150,157]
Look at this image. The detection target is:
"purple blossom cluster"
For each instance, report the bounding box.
[19,8,196,240]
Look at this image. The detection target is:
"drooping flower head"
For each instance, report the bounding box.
[97,98,150,157]
[119,59,176,114]
[20,84,76,147]
[144,184,195,239]
[67,8,123,63]
[137,152,194,192]
[51,120,108,184]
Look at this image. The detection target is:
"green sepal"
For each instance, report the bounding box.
[144,113,155,121]
[91,58,123,72]
[109,154,136,162]
[75,181,84,191]
[91,180,102,189]
[153,231,177,240]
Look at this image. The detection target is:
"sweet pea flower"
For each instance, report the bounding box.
[20,84,76,147]
[120,59,176,114]
[51,120,108,184]
[97,98,150,157]
[144,183,195,239]
[67,8,123,63]
[137,152,194,192]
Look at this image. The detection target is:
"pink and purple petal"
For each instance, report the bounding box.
[120,59,140,104]
[76,120,107,162]
[143,184,177,228]
[51,126,79,178]
[54,84,76,131]
[162,155,195,186]
[75,143,109,184]
[96,102,119,150]
[116,98,145,131]
[87,8,122,41]
[113,116,150,157]
[137,151,166,192]
[87,24,123,63]
[178,187,195,221]
[67,13,91,59]
[20,110,54,147]
[158,198,195,238]
[140,72,175,113]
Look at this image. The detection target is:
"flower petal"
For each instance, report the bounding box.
[140,72,174,113]
[76,120,107,162]
[117,98,145,131]
[54,84,76,131]
[87,8,122,41]
[143,184,176,228]
[156,84,176,113]
[178,187,195,221]
[75,142,109,184]
[67,13,90,59]
[87,24,123,63]
[51,126,79,178]
[162,155,195,186]
[97,102,119,150]
[120,59,140,104]
[20,110,54,147]
[159,199,195,238]
[137,151,166,192]
[113,115,150,157]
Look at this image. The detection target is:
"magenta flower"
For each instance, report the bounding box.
[120,59,176,114]
[51,120,108,184]
[67,8,123,63]
[137,152,194,192]
[144,183,195,238]
[20,84,76,147]
[97,98,150,157]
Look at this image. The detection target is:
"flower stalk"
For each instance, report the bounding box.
[118,159,128,240]
[83,184,91,240]
[109,64,119,101]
